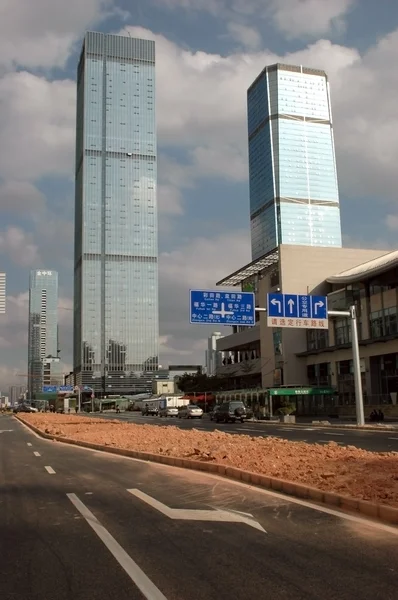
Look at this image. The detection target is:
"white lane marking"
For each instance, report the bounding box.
[237,428,256,432]
[277,428,295,432]
[388,437,398,440]
[33,451,41,457]
[0,429,13,433]
[24,420,396,537]
[322,432,344,436]
[67,493,168,600]
[318,440,344,445]
[45,466,56,474]
[27,442,32,447]
[128,489,266,533]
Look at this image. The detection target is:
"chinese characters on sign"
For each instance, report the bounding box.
[37,271,52,276]
[190,290,255,326]
[269,317,327,329]
[267,293,328,329]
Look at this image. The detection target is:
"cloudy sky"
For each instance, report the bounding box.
[1,0,398,389]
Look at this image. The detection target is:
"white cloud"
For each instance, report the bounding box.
[0,72,75,181]
[158,229,250,363]
[155,0,356,39]
[226,22,262,50]
[385,215,398,232]
[0,0,114,69]
[0,181,47,218]
[121,25,398,202]
[0,226,41,267]
[266,0,355,39]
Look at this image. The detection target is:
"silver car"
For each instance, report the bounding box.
[159,406,178,418]
[178,404,203,419]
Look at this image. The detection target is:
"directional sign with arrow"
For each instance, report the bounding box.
[128,489,266,533]
[267,293,328,329]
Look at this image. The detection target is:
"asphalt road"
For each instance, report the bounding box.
[90,411,398,453]
[1,417,398,600]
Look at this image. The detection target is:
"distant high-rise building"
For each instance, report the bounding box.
[248,63,342,260]
[205,332,225,376]
[9,385,26,405]
[0,272,5,313]
[73,32,159,395]
[28,270,59,397]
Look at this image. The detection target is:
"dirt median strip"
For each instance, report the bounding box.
[16,414,398,526]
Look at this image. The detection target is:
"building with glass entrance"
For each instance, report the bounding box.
[28,270,59,397]
[248,63,342,260]
[74,32,159,395]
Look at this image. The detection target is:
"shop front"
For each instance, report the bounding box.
[268,386,338,417]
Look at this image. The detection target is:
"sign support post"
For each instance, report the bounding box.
[259,302,365,427]
[328,306,364,427]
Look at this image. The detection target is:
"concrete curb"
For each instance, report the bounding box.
[246,421,398,432]
[17,416,398,527]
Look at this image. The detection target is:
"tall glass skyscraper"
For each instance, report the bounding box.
[28,270,59,397]
[248,63,342,260]
[74,32,159,394]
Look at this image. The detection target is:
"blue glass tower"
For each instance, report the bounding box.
[248,63,342,260]
[74,32,159,394]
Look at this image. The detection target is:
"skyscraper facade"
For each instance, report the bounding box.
[28,270,59,396]
[248,63,342,261]
[74,32,159,394]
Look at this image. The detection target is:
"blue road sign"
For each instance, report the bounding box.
[42,385,57,393]
[268,293,284,317]
[267,294,328,329]
[310,295,328,320]
[190,289,255,326]
[58,385,73,392]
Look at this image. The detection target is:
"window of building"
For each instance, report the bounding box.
[370,307,397,338]
[307,329,329,351]
[334,318,351,345]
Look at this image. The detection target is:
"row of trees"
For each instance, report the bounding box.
[177,372,232,393]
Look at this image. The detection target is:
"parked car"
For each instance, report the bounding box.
[141,405,159,416]
[209,405,221,421]
[178,404,203,419]
[13,404,38,414]
[159,406,178,418]
[215,401,247,423]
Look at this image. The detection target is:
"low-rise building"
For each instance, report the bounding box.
[216,245,398,417]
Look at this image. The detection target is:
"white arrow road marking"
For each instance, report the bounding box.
[128,489,266,533]
[314,301,324,315]
[67,494,168,600]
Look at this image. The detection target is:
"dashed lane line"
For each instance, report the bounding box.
[67,493,168,600]
[33,451,41,457]
[44,466,56,474]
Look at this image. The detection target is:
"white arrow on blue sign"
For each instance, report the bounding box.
[267,293,328,329]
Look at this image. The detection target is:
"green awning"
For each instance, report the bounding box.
[269,387,337,396]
